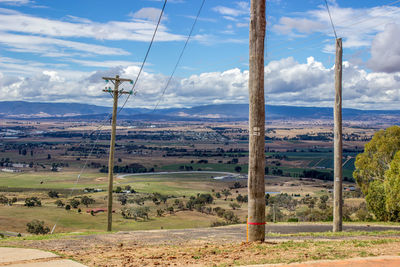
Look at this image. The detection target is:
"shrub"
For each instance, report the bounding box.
[55,200,64,207]
[223,210,239,223]
[48,191,59,198]
[210,221,228,227]
[26,220,50,235]
[81,196,95,207]
[69,199,80,209]
[118,194,128,205]
[156,209,165,217]
[365,180,386,221]
[0,195,8,205]
[229,203,240,210]
[24,197,41,207]
[355,202,373,221]
[121,206,150,221]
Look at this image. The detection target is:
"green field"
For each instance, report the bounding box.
[0,172,107,189]
[160,163,249,174]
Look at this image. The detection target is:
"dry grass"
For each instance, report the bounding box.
[56,237,400,266]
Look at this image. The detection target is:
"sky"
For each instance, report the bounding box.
[0,0,400,110]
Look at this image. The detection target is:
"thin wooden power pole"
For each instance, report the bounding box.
[333,38,343,232]
[248,0,266,242]
[102,75,133,232]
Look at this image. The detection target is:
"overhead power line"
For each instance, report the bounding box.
[324,0,338,39]
[152,0,206,112]
[118,0,168,114]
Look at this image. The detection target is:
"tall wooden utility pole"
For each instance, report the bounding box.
[333,38,343,232]
[102,75,133,232]
[248,0,266,242]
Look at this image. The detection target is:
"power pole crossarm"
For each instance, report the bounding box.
[102,77,133,83]
[102,75,133,232]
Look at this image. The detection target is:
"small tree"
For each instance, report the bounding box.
[229,203,240,210]
[65,204,71,210]
[125,185,132,191]
[0,195,8,205]
[9,197,17,205]
[221,189,231,198]
[118,194,128,205]
[69,199,80,209]
[318,195,329,210]
[26,220,50,235]
[24,197,41,207]
[366,180,386,221]
[234,166,242,173]
[81,196,95,207]
[157,209,165,217]
[55,200,64,207]
[167,206,174,214]
[115,186,122,193]
[48,190,59,198]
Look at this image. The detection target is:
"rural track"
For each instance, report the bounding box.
[2,223,400,267]
[117,171,243,180]
[4,223,400,250]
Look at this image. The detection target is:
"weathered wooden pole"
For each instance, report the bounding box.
[333,38,343,232]
[248,0,266,242]
[102,75,132,232]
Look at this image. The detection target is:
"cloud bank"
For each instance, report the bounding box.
[1,57,400,110]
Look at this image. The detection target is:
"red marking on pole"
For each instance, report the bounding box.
[247,222,266,225]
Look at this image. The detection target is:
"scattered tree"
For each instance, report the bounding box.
[69,199,80,209]
[229,203,240,210]
[24,197,41,207]
[55,200,64,207]
[81,196,95,207]
[115,186,122,193]
[48,190,59,198]
[26,220,50,235]
[0,195,8,205]
[118,194,128,205]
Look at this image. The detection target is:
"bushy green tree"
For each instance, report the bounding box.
[55,200,64,207]
[48,190,59,198]
[24,197,41,207]
[0,195,8,205]
[81,196,95,207]
[26,220,50,235]
[365,180,387,221]
[354,126,400,221]
[354,126,400,194]
[69,199,80,209]
[384,151,400,221]
[121,206,150,220]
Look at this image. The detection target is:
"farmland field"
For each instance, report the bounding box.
[0,119,376,235]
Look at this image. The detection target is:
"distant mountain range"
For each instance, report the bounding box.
[1,101,400,124]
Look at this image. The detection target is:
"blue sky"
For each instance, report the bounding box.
[0,0,400,110]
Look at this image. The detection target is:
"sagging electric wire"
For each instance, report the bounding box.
[117,0,168,115]
[152,0,206,112]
